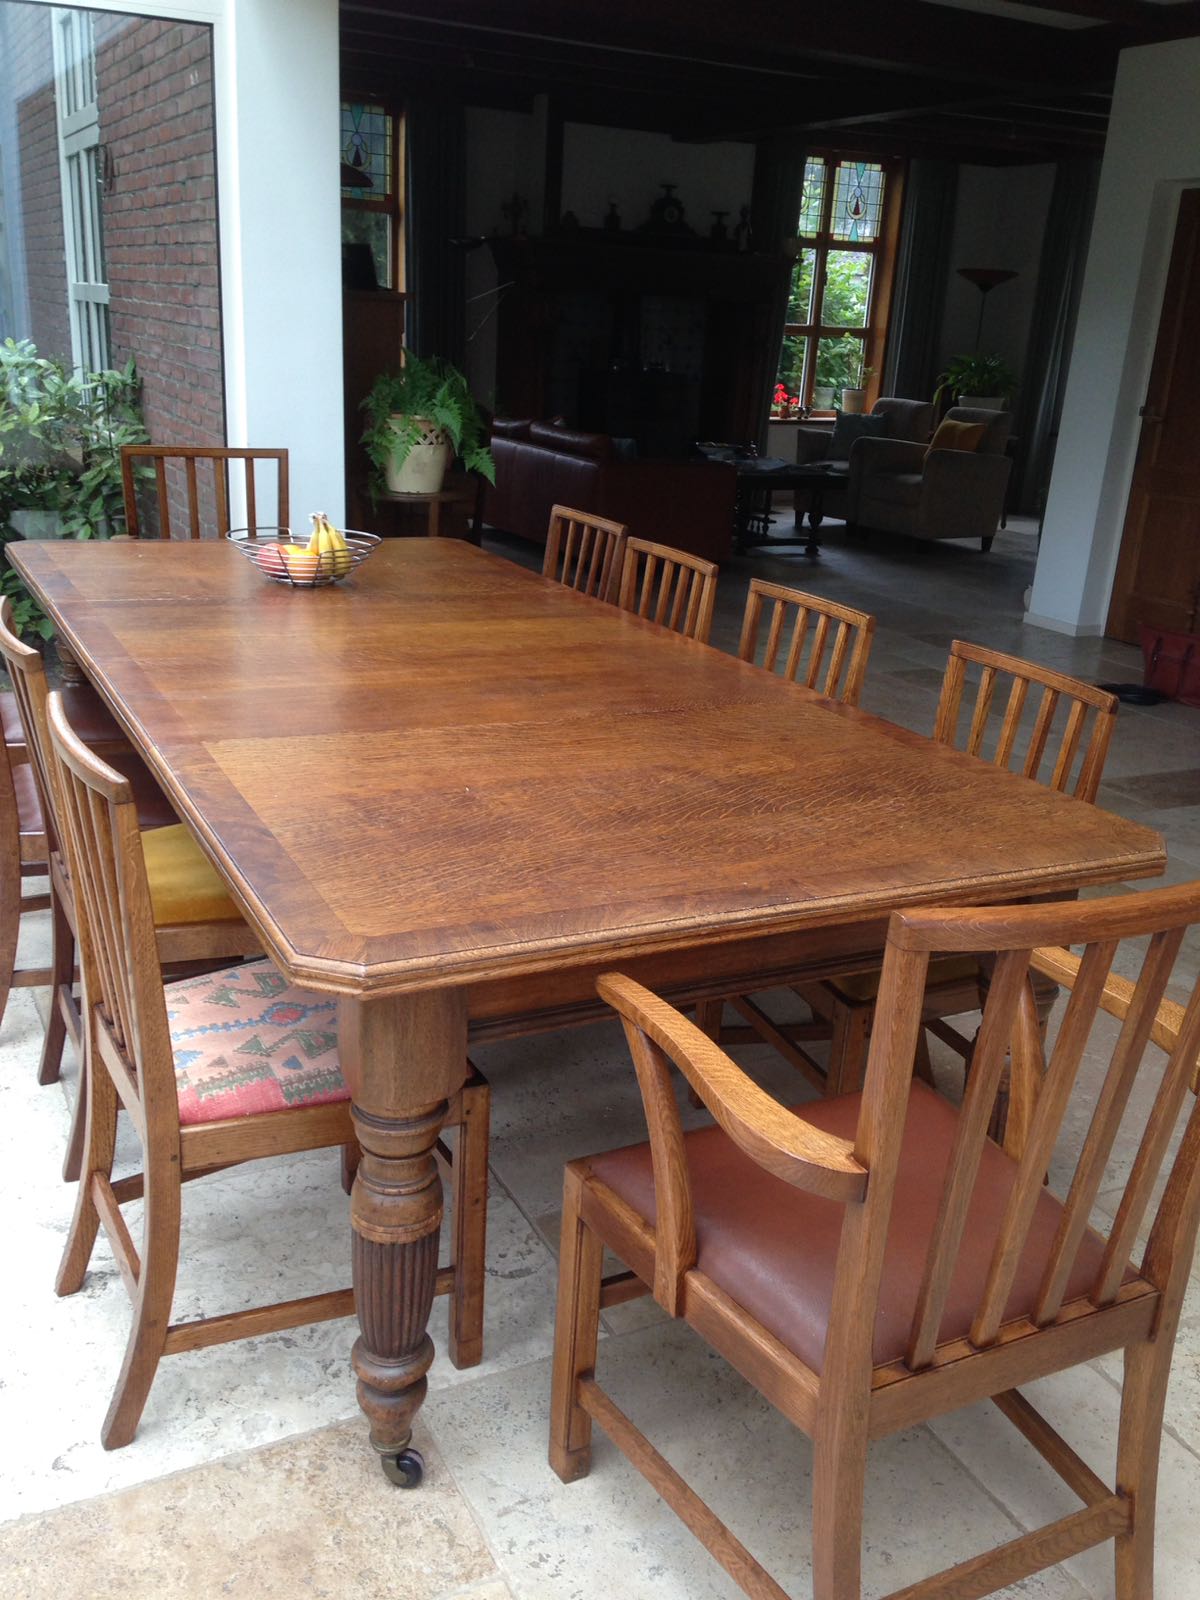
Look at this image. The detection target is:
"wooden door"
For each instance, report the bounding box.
[1107,188,1200,644]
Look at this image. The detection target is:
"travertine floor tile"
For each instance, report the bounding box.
[0,1419,495,1600]
[425,1320,1088,1600]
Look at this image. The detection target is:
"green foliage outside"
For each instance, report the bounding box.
[776,250,873,408]
[0,337,150,637]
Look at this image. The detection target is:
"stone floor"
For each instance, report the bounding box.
[2,516,1198,1599]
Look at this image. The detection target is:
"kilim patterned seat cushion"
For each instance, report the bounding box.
[166,959,348,1126]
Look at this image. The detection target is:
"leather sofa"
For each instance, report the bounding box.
[483,419,736,564]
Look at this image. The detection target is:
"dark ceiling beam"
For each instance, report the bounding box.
[998,0,1164,23]
[339,0,1120,90]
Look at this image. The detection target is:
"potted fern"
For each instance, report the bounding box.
[934,353,1017,411]
[361,352,494,497]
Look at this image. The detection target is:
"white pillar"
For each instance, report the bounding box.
[217,0,344,526]
[1026,38,1200,636]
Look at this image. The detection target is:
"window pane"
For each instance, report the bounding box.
[819,251,874,329]
[775,333,808,405]
[830,161,885,242]
[786,248,817,324]
[341,102,392,197]
[341,210,392,291]
[798,157,825,237]
[815,334,866,392]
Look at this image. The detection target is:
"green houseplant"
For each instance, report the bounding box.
[934,353,1018,409]
[0,338,150,635]
[361,352,494,498]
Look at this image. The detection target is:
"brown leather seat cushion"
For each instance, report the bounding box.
[12,750,177,837]
[2,684,126,751]
[586,1081,1119,1372]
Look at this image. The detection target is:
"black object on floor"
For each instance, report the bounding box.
[1098,682,1164,706]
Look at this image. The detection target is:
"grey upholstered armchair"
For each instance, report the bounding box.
[846,406,1013,550]
[791,397,935,525]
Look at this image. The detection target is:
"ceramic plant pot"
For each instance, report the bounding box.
[384,415,452,494]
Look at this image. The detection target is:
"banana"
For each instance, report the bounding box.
[321,513,352,576]
[305,513,351,578]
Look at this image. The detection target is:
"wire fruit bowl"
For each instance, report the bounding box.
[229,526,381,587]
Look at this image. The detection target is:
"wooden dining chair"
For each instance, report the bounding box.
[737,579,875,706]
[617,538,718,644]
[46,690,491,1449]
[552,881,1200,1600]
[120,445,289,539]
[723,641,1121,1099]
[543,505,628,603]
[0,600,261,1175]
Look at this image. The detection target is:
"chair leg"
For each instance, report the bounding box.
[61,1063,87,1183]
[448,1072,490,1371]
[695,998,723,1045]
[913,1027,936,1087]
[549,1164,604,1483]
[55,1037,117,1296]
[36,890,73,1086]
[1115,1336,1176,1599]
[0,778,20,1032]
[825,999,872,1097]
[811,1407,868,1600]
[101,1145,183,1450]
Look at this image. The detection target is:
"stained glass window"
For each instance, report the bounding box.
[339,101,405,293]
[341,103,392,198]
[830,161,885,243]
[770,153,899,417]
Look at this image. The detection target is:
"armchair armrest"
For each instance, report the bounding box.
[851,437,927,478]
[920,450,1011,542]
[794,426,834,465]
[597,972,867,1202]
[1031,946,1194,1086]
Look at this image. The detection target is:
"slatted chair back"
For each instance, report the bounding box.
[861,884,1200,1375]
[45,692,176,1138]
[0,599,61,854]
[120,445,289,540]
[737,579,875,706]
[933,638,1117,801]
[617,538,718,645]
[602,882,1200,1366]
[543,505,628,603]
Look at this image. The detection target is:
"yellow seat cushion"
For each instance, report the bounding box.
[925,418,987,460]
[142,823,244,926]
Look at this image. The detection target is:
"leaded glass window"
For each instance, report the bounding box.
[340,101,405,293]
[771,154,901,418]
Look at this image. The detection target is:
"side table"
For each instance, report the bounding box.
[371,474,484,541]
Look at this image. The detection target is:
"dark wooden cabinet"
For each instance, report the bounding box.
[489,235,788,451]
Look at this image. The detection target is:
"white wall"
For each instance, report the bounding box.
[1028,36,1200,635]
[20,0,345,526]
[938,163,1054,379]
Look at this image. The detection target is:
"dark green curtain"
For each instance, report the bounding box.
[1013,159,1100,515]
[882,160,958,402]
[750,134,806,447]
[406,98,466,367]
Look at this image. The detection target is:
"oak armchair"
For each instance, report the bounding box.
[553,882,1200,1599]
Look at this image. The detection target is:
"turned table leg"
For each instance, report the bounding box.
[338,987,468,1485]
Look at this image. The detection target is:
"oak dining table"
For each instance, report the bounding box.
[10,535,1165,1480]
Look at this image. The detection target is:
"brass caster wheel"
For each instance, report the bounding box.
[381,1446,424,1488]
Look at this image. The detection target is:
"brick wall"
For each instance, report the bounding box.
[96,15,225,459]
[9,6,71,364]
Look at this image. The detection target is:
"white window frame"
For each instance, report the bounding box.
[50,7,110,374]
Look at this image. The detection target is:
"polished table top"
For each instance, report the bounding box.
[12,537,1165,999]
